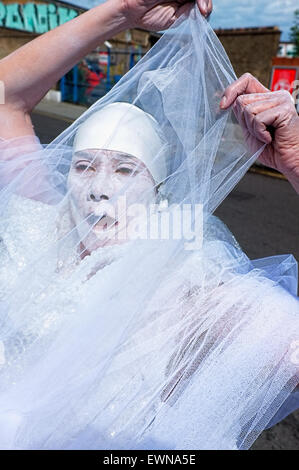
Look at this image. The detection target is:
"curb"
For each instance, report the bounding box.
[33,108,75,124]
[249,165,287,181]
[33,100,87,123]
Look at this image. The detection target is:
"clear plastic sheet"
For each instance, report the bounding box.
[0,7,298,450]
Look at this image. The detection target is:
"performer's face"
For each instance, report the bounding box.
[67,149,157,253]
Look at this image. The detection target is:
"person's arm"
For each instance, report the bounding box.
[220,73,299,194]
[0,0,212,140]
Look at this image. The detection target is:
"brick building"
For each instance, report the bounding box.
[215,26,281,87]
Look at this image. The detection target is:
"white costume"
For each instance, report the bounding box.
[0,8,298,450]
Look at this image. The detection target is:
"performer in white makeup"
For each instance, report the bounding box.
[0,4,298,451]
[68,102,167,254]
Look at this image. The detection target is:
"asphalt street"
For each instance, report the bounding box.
[31,110,299,450]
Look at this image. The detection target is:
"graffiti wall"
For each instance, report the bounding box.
[0,0,81,34]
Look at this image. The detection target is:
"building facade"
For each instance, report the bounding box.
[215,26,282,88]
[0,0,84,59]
[277,42,297,58]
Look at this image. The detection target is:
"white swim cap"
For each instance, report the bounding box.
[73,102,167,184]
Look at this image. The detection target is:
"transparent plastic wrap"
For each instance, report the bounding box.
[0,8,298,450]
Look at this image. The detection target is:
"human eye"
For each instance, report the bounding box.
[116,166,135,175]
[75,161,95,172]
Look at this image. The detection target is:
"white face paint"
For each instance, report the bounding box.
[67,149,157,254]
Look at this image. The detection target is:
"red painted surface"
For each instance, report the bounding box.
[270,68,297,94]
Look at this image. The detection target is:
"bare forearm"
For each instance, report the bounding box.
[0,0,130,112]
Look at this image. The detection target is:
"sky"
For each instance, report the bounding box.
[63,0,298,41]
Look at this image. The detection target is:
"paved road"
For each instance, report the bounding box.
[31,110,299,450]
[216,172,299,264]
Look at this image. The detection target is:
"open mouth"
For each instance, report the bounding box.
[87,213,118,231]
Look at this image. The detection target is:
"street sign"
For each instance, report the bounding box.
[99,52,109,66]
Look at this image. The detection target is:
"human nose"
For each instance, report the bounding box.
[87,172,113,202]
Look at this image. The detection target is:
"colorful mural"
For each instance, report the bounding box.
[0,1,79,34]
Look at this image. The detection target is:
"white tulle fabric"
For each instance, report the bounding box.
[0,8,298,450]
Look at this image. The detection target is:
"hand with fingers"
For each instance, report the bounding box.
[119,0,213,31]
[220,73,299,194]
